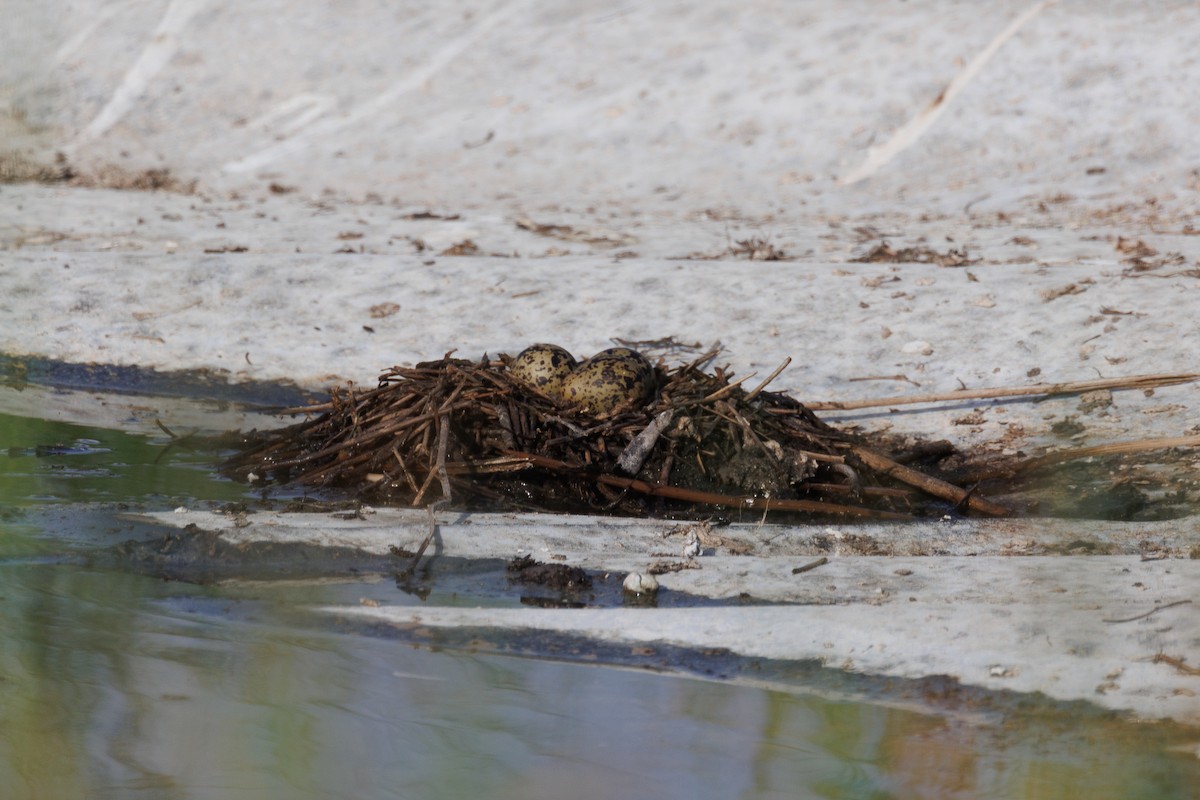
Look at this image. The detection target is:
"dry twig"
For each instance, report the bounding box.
[1103,599,1192,624]
[808,373,1199,412]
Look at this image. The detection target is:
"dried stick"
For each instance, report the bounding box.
[1103,599,1191,624]
[444,456,537,475]
[700,373,756,403]
[1152,653,1200,676]
[391,446,420,493]
[792,557,828,575]
[617,410,675,474]
[849,445,1012,517]
[401,499,449,579]
[808,373,1200,412]
[744,357,792,403]
[434,414,452,501]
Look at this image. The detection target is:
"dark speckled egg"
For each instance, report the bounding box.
[591,347,642,360]
[508,343,577,397]
[562,349,655,414]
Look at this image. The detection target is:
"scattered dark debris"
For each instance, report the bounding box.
[729,237,788,261]
[834,533,888,555]
[1050,417,1086,438]
[388,544,418,559]
[1121,251,1188,276]
[1115,235,1192,274]
[1036,192,1076,212]
[268,182,296,194]
[463,130,494,149]
[203,245,249,253]
[647,560,701,575]
[1115,237,1157,258]
[401,211,461,221]
[681,237,790,261]
[1045,538,1116,555]
[81,164,195,193]
[1041,281,1093,302]
[1077,389,1113,414]
[852,241,980,267]
[212,501,255,516]
[852,226,901,242]
[368,302,401,319]
[439,239,479,256]
[661,519,753,556]
[282,498,367,514]
[515,217,635,248]
[507,554,592,591]
[0,151,75,184]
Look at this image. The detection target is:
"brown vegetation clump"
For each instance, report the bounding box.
[225,349,1009,521]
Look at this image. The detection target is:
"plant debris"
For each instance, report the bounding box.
[224,348,1013,521]
[507,555,592,591]
[0,151,195,192]
[729,237,788,261]
[514,217,636,248]
[438,240,479,256]
[852,241,979,267]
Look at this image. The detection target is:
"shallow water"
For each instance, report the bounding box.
[2,409,1200,799]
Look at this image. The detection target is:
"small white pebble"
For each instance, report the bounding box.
[623,572,659,594]
[173,506,188,514]
[901,340,934,356]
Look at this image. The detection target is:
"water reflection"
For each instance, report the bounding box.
[0,412,246,507]
[0,556,1198,800]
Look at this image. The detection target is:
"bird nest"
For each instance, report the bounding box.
[224,350,1010,522]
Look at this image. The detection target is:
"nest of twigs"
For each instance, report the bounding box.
[225,351,1011,522]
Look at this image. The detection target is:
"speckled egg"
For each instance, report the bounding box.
[507,343,577,397]
[591,347,642,360]
[561,349,655,414]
